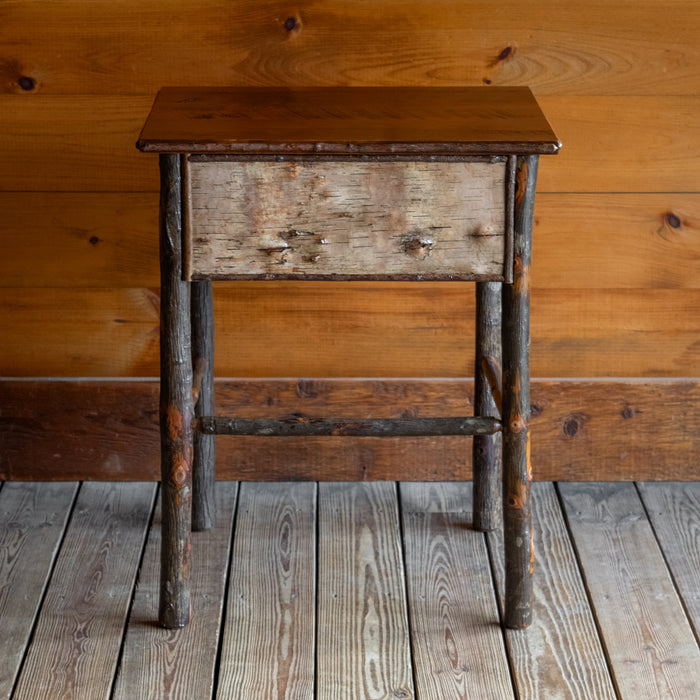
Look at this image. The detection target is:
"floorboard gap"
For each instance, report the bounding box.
[634,481,700,648]
[313,481,320,700]
[211,480,241,700]
[483,518,520,699]
[9,481,83,700]
[108,483,161,700]
[553,482,622,700]
[396,482,420,700]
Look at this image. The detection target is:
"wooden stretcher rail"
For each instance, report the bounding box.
[197,415,501,437]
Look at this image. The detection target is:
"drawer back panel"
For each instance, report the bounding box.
[185,158,507,281]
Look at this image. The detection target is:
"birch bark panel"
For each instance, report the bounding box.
[217,482,316,700]
[317,482,414,700]
[12,482,156,700]
[488,482,615,700]
[4,193,700,291]
[0,482,78,700]
[559,482,700,699]
[112,482,238,700]
[399,482,513,700]
[187,160,506,279]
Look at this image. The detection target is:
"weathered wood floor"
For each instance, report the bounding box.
[0,480,698,699]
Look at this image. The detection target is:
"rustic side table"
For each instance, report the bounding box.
[137,87,560,630]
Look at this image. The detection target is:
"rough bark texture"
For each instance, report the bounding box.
[198,415,500,437]
[473,281,503,531]
[501,154,538,629]
[187,159,506,280]
[159,154,194,628]
[191,280,216,532]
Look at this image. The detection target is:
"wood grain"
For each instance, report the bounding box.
[0,192,159,288]
[2,2,698,95]
[317,482,414,699]
[139,87,558,154]
[3,286,699,377]
[0,95,155,192]
[400,482,513,699]
[4,193,700,290]
[534,193,700,289]
[536,96,700,193]
[113,482,238,700]
[0,482,78,699]
[218,482,316,700]
[559,482,700,699]
[488,482,615,700]
[636,482,700,641]
[2,379,699,482]
[12,482,156,700]
[3,96,699,193]
[187,159,506,280]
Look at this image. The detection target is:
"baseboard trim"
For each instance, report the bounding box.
[1,378,698,481]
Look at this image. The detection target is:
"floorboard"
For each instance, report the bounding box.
[400,481,513,699]
[489,482,616,700]
[637,481,700,642]
[12,482,155,700]
[317,482,414,700]
[0,482,78,700]
[216,482,316,700]
[1,479,698,699]
[113,482,238,700]
[559,482,700,700]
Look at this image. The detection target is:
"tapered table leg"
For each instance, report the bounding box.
[473,281,502,531]
[159,154,194,628]
[502,154,538,629]
[192,280,216,531]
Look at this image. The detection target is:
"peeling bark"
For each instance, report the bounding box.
[502,154,538,629]
[159,154,194,628]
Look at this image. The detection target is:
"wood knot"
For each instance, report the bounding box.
[665,212,681,229]
[259,245,290,263]
[18,76,36,91]
[562,413,587,437]
[403,237,433,260]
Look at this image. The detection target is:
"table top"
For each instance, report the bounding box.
[137,86,560,156]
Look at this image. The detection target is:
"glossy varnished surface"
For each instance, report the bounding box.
[137,87,560,155]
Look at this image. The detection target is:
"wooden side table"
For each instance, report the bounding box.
[137,87,560,630]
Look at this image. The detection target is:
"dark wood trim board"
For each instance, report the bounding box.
[1,379,697,482]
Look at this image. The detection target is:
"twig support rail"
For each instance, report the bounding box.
[197,415,501,437]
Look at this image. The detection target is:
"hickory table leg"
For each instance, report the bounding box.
[473,281,503,532]
[502,154,538,629]
[159,154,194,628]
[191,280,216,532]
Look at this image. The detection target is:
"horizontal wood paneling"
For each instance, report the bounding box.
[0,96,155,192]
[1,286,698,377]
[2,97,698,193]
[1,379,698,482]
[2,2,698,96]
[0,193,159,288]
[3,193,699,290]
[1,0,698,480]
[537,96,700,193]
[534,194,700,289]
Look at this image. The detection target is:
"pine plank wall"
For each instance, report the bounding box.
[1,1,699,481]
